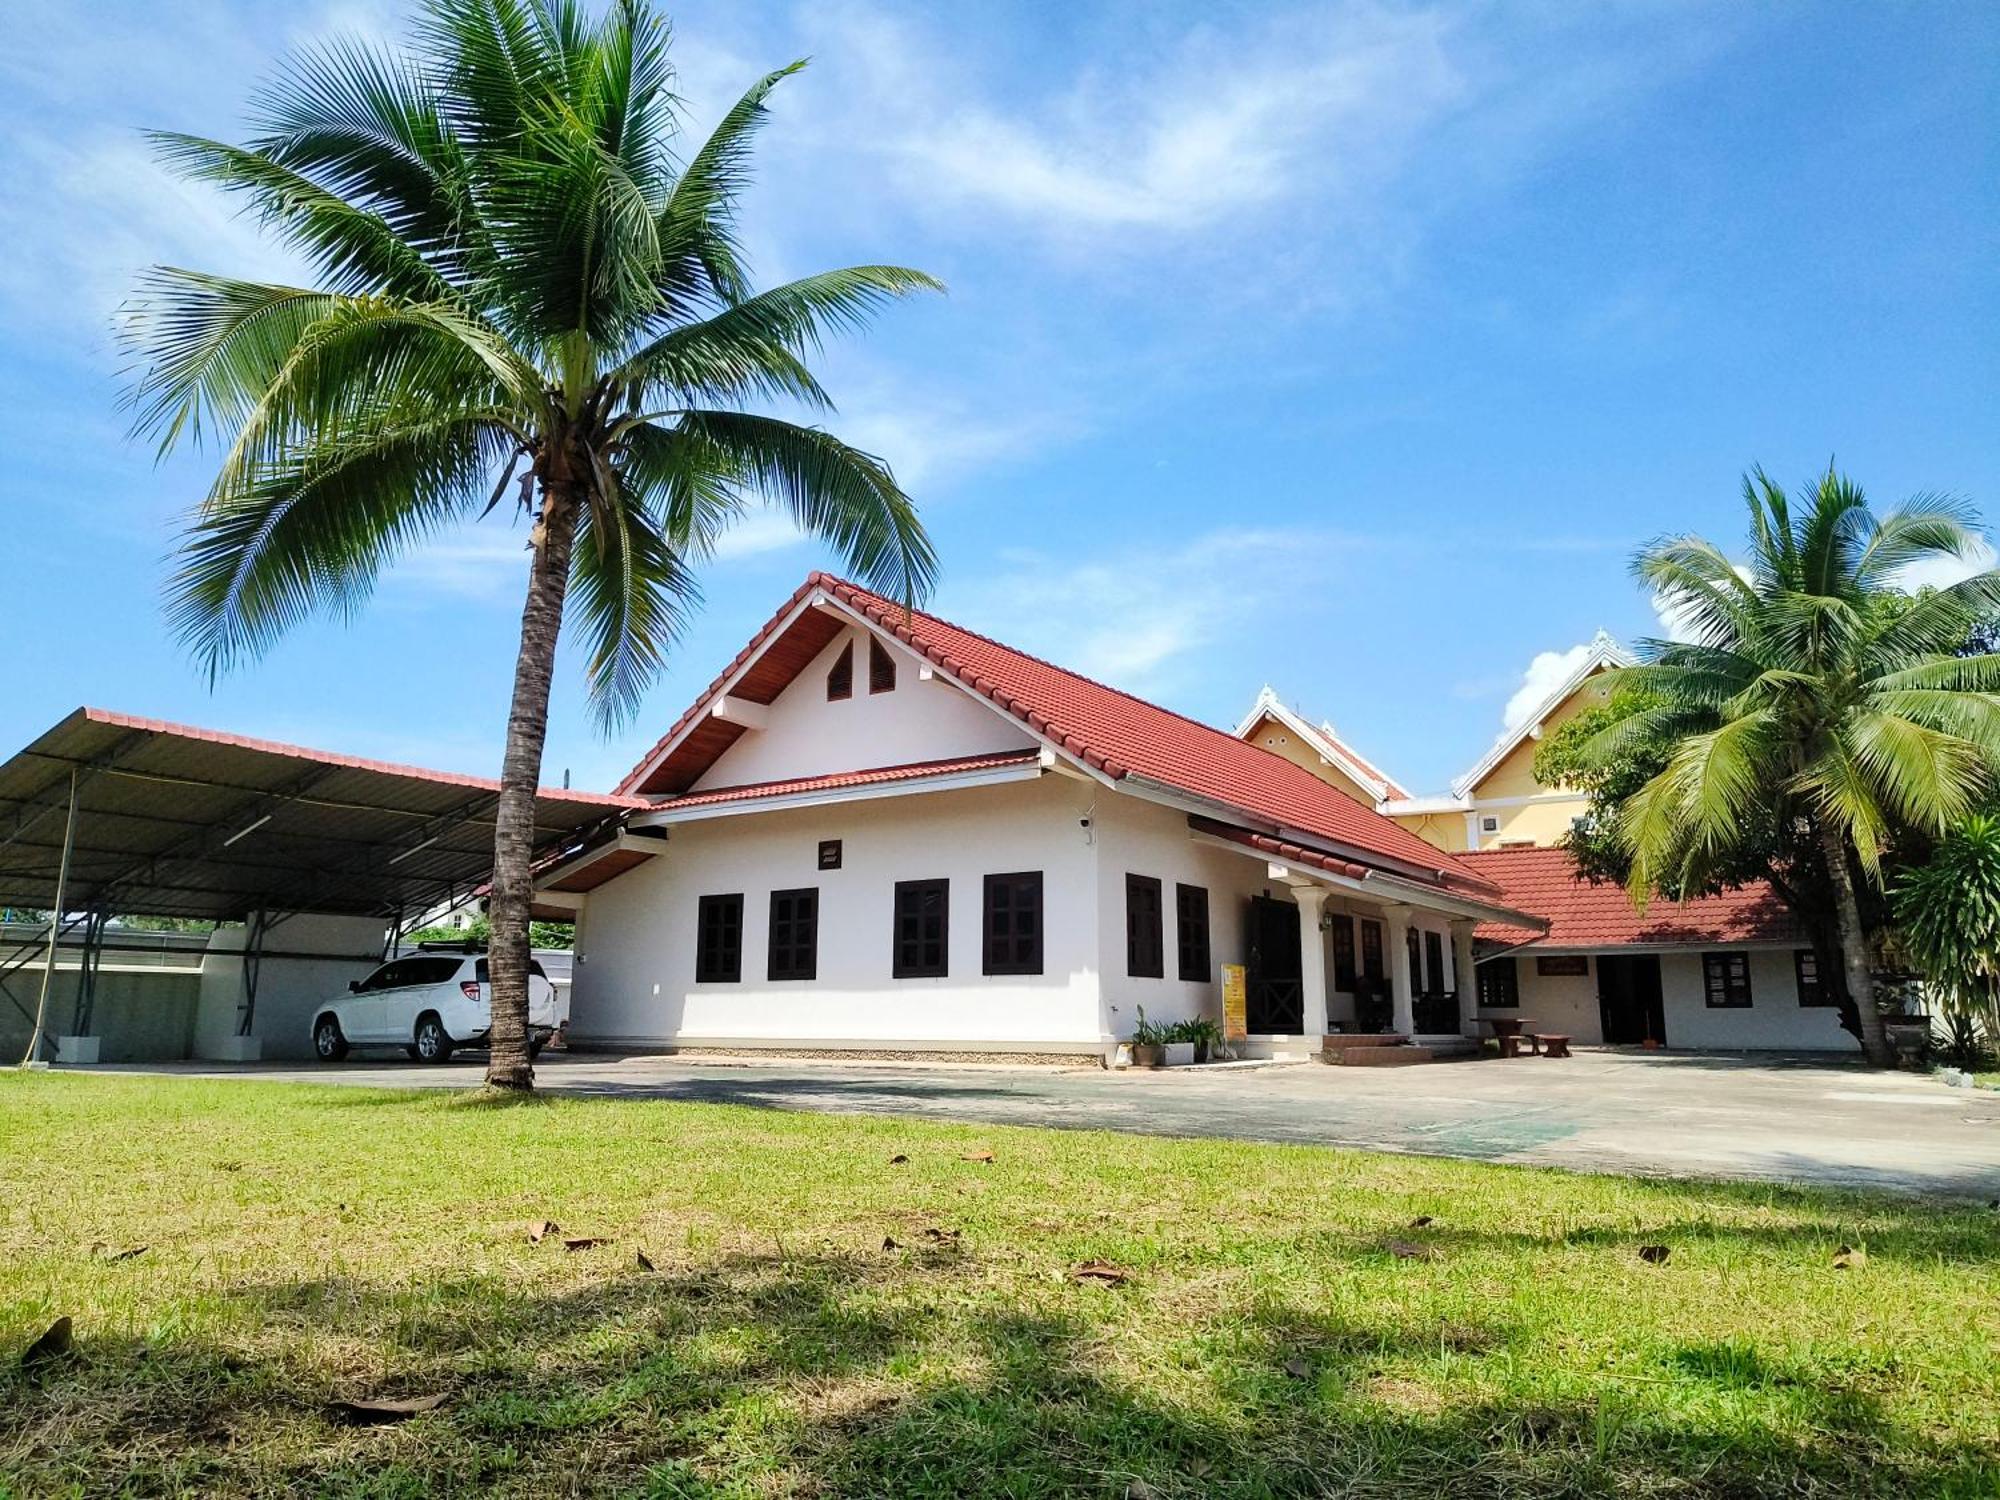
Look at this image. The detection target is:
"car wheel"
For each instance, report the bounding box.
[313,1015,348,1062]
[413,1013,453,1064]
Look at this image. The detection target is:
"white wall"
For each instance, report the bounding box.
[690,623,1036,791]
[199,914,390,1061]
[571,773,1107,1051]
[1480,946,1854,1050]
[1088,793,1268,1039]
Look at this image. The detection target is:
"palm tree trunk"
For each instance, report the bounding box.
[1820,825,1890,1067]
[485,481,581,1091]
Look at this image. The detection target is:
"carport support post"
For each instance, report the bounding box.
[20,769,78,1067]
[72,908,107,1036]
[237,907,268,1037]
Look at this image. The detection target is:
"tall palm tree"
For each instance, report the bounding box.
[119,0,940,1089]
[1596,467,2000,1064]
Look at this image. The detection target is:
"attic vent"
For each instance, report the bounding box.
[868,636,897,694]
[826,641,854,701]
[1479,815,1500,835]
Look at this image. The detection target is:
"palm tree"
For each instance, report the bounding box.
[119,0,940,1089]
[1595,468,2000,1064]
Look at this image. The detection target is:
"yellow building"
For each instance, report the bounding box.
[1238,632,1631,854]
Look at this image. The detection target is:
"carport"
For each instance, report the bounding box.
[0,708,640,1065]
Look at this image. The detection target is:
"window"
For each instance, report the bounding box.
[868,636,897,694]
[474,959,548,983]
[1125,874,1164,978]
[1359,919,1385,984]
[1424,930,1446,996]
[1702,951,1753,1008]
[1405,925,1424,993]
[1330,914,1357,991]
[1795,949,1834,1007]
[1477,956,1520,1008]
[893,879,949,978]
[695,893,744,982]
[768,888,819,981]
[1175,883,1210,982]
[982,872,1043,976]
[826,641,854,700]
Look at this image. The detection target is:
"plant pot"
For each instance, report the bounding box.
[1163,1042,1195,1067]
[1131,1043,1165,1069]
[1192,1039,1212,1064]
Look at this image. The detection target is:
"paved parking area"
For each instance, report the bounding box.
[84,1049,2000,1199]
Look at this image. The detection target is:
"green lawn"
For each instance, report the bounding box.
[3,1074,1995,1498]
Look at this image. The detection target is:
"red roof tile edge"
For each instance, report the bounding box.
[1459,846,1802,949]
[657,750,1043,810]
[82,707,647,808]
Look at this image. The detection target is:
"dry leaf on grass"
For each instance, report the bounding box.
[329,1392,448,1425]
[527,1220,560,1244]
[563,1237,608,1252]
[1283,1356,1313,1379]
[888,1153,909,1165]
[1072,1260,1132,1286]
[1384,1240,1435,1262]
[1408,1215,1435,1229]
[635,1249,656,1272]
[20,1317,72,1378]
[921,1227,961,1246]
[881,1236,901,1251]
[1638,1245,1671,1265]
[961,1150,996,1163]
[1833,1244,1867,1270]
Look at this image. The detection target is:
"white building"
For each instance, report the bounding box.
[545,574,1544,1063]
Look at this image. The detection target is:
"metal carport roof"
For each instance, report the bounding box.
[0,708,644,923]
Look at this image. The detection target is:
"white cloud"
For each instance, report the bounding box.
[1500,644,1592,733]
[944,528,1356,697]
[1892,537,1997,594]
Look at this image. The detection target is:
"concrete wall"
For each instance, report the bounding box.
[198,914,390,1061]
[1477,945,1854,1050]
[690,623,1035,791]
[571,773,1109,1052]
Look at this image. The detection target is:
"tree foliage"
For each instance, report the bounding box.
[1892,814,2000,1063]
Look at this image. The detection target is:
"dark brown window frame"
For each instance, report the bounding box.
[868,636,897,694]
[982,871,1043,976]
[1477,955,1520,1008]
[1794,948,1834,1007]
[1405,925,1424,994]
[1330,913,1357,991]
[1702,951,1753,1008]
[1126,874,1164,978]
[892,878,949,979]
[767,887,819,982]
[826,641,854,701]
[694,892,744,983]
[1359,919,1385,983]
[1175,882,1210,982]
[1424,929,1447,997]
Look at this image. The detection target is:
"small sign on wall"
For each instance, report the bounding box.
[1536,954,1589,977]
[1221,963,1248,1040]
[817,839,842,870]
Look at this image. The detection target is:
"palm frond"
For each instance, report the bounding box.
[672,410,936,603]
[1851,491,1983,586]
[570,494,698,727]
[657,59,805,306]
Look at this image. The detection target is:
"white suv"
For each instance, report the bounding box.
[311,950,559,1064]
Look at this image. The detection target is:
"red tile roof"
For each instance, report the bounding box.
[1461,846,1803,949]
[621,574,1497,897]
[658,750,1042,810]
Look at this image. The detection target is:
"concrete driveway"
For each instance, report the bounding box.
[83,1049,2000,1200]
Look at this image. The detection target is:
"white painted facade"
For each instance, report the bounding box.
[565,609,1509,1060]
[1473,945,1851,1050]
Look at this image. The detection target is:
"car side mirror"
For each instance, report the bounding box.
[349,979,363,992]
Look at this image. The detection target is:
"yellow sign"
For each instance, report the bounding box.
[1221,964,1247,1040]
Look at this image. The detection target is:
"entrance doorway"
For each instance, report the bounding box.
[1598,954,1666,1044]
[1245,896,1303,1032]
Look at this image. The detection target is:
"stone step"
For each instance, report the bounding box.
[1321,1033,1411,1049]
[1328,1044,1435,1066]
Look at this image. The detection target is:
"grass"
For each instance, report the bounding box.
[2,1073,1996,1498]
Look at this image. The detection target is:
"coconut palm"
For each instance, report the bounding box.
[1596,467,2000,1065]
[119,0,940,1089]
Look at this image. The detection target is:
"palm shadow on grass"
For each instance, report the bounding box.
[8,1248,1996,1499]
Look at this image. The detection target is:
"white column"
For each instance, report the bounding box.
[1293,886,1329,1040]
[1385,905,1415,1037]
[1450,919,1479,1038]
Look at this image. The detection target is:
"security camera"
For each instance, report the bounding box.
[1078,817,1092,828]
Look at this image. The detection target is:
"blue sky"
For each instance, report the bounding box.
[1,0,1994,796]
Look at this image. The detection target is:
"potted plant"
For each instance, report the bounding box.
[1162,1020,1196,1068]
[1176,1017,1223,1064]
[1130,1008,1167,1069]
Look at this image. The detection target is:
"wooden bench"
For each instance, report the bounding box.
[1533,1033,1572,1059]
